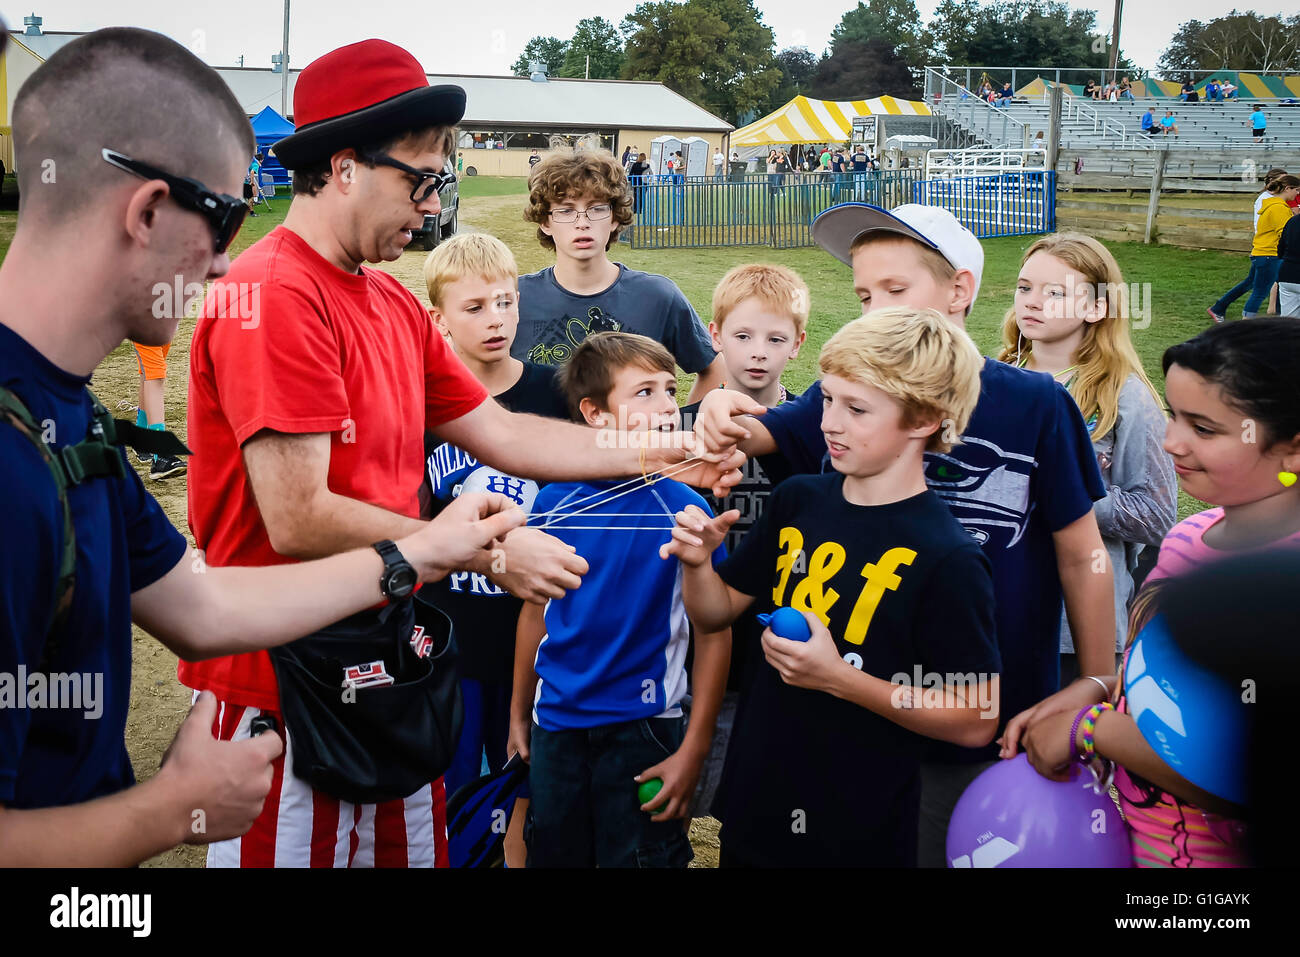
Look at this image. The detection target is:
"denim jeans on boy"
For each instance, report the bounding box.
[526,716,694,868]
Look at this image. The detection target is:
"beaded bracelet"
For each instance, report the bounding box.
[1078,702,1115,760]
[1069,706,1092,761]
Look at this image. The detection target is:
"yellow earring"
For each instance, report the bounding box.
[1280,471,1298,488]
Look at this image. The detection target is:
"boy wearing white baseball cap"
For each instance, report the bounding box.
[693,203,1115,867]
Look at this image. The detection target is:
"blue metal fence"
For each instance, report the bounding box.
[912,171,1056,238]
[624,169,1055,248]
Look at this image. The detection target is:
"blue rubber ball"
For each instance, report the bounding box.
[761,606,811,642]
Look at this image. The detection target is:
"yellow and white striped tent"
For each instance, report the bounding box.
[731,94,933,146]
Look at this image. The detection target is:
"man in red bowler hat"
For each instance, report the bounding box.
[182,39,742,868]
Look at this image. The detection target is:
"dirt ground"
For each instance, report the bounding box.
[111,193,720,868]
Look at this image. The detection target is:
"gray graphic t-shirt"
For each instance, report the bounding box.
[513,264,716,372]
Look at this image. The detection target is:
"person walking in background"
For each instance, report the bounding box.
[628,151,651,215]
[1250,105,1267,143]
[1209,174,1300,321]
[130,342,187,479]
[713,145,725,181]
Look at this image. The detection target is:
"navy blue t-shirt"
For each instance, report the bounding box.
[513,264,716,373]
[760,359,1105,758]
[0,324,187,809]
[713,475,999,866]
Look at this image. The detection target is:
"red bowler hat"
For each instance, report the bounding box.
[272,39,465,169]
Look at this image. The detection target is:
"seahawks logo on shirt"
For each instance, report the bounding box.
[526,307,622,365]
[922,436,1035,549]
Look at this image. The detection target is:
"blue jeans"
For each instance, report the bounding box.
[1246,256,1281,314]
[1214,257,1280,317]
[526,716,693,868]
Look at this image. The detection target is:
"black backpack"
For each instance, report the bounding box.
[0,385,189,669]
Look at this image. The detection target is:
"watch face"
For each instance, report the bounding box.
[387,565,418,599]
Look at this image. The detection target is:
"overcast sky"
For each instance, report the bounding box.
[4,1,1287,76]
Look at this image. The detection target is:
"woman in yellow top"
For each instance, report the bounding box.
[1209,174,1300,321]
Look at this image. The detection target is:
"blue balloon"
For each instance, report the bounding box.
[1125,613,1249,806]
[757,606,811,642]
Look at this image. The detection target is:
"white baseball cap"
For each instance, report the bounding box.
[811,202,985,304]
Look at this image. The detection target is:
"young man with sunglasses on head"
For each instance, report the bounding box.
[181,39,743,868]
[0,28,530,867]
[514,148,726,403]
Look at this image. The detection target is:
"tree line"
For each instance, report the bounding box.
[511,3,1300,125]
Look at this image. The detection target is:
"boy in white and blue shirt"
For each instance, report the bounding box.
[508,332,730,867]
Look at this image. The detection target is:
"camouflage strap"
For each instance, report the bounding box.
[0,387,190,669]
[0,386,77,661]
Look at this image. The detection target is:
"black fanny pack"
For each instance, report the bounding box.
[267,595,463,804]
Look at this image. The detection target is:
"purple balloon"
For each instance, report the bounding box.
[946,754,1132,868]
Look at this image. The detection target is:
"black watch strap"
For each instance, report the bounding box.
[372,539,416,600]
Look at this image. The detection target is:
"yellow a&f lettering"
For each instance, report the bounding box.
[773,527,805,606]
[789,542,846,625]
[842,547,917,645]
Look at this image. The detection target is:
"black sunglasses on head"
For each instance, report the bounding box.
[359,151,456,204]
[101,148,248,254]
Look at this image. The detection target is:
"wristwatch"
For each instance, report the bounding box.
[372,540,417,601]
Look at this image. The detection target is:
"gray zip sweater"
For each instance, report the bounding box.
[1061,373,1178,653]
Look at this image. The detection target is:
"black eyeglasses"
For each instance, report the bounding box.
[101,148,248,254]
[359,151,456,204]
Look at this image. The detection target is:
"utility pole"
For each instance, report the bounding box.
[280,0,291,118]
[585,54,590,80]
[1109,0,1123,85]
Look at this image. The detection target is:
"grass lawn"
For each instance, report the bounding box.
[457,175,529,198]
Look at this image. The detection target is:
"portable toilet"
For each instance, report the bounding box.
[649,135,682,177]
[680,137,711,178]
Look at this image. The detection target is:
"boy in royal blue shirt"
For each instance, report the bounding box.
[690,203,1112,867]
[508,332,730,867]
[662,308,1000,866]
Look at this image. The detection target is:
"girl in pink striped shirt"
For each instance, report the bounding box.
[1003,318,1300,866]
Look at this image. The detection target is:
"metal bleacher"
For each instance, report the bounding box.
[925,67,1300,152]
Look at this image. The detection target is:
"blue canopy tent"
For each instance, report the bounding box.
[250,106,294,188]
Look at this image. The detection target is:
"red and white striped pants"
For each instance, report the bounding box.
[201,696,448,868]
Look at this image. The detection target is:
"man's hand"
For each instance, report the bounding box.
[156,692,284,845]
[397,492,526,584]
[643,431,747,499]
[659,505,740,567]
[692,389,768,457]
[487,526,589,603]
[760,611,844,694]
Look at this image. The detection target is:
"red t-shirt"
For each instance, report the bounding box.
[180,226,487,710]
